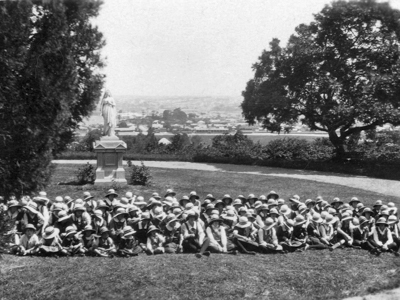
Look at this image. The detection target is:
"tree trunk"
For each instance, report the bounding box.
[328,130,346,160]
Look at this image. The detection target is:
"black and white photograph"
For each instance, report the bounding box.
[1,0,400,299]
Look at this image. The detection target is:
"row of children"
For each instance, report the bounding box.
[1,189,399,257]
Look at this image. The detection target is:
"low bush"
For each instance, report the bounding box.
[128,161,152,186]
[76,163,96,184]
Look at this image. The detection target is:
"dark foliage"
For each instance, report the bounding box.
[127,161,152,186]
[75,163,95,185]
[0,0,105,197]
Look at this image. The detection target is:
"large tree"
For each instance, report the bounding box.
[0,0,105,197]
[241,0,400,158]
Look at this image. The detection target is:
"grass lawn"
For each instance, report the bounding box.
[2,163,400,300]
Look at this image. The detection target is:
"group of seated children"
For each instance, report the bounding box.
[1,188,399,258]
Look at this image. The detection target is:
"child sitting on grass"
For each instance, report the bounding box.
[94,227,117,258]
[146,225,165,255]
[16,224,40,256]
[37,226,67,257]
[81,225,98,256]
[62,226,85,256]
[117,226,142,257]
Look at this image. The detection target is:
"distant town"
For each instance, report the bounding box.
[76,95,395,141]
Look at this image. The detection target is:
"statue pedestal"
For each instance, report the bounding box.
[93,135,127,186]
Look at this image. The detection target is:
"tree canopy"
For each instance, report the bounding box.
[0,0,105,197]
[241,0,400,157]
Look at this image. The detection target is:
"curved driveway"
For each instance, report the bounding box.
[53,160,399,198]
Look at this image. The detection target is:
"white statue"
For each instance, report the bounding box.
[100,89,117,137]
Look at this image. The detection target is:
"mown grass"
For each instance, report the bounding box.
[2,163,400,300]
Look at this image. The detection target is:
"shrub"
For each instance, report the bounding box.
[76,163,96,185]
[128,161,152,186]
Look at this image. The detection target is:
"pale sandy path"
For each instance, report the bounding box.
[343,288,400,300]
[53,160,399,198]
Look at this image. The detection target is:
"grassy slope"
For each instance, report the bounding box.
[2,164,400,300]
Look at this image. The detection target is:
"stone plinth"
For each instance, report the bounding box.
[93,136,127,186]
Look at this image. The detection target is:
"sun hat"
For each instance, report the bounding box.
[289,196,301,204]
[147,198,162,209]
[387,215,398,225]
[246,212,256,221]
[381,205,389,211]
[208,214,223,226]
[163,196,175,207]
[233,199,243,206]
[263,217,275,230]
[311,213,323,223]
[376,217,388,226]
[269,208,279,216]
[146,225,161,236]
[52,203,65,212]
[211,209,220,215]
[125,192,134,199]
[173,207,183,216]
[267,199,278,208]
[294,215,306,226]
[279,205,292,215]
[206,203,215,211]
[64,196,74,205]
[185,202,195,211]
[339,203,351,212]
[83,225,95,233]
[341,212,353,221]
[222,194,233,201]
[238,206,248,213]
[96,200,108,210]
[267,191,279,199]
[65,226,77,237]
[247,194,258,201]
[74,205,86,212]
[298,206,308,215]
[315,196,324,203]
[189,191,200,200]
[83,192,94,201]
[259,204,269,211]
[7,200,21,208]
[133,196,147,207]
[164,189,176,198]
[24,201,38,214]
[154,206,165,218]
[237,195,246,201]
[127,205,140,213]
[254,201,263,210]
[152,192,161,200]
[277,198,285,205]
[100,227,110,234]
[349,197,360,204]
[141,211,151,220]
[186,210,199,220]
[24,224,36,231]
[105,189,118,198]
[122,226,136,238]
[325,214,336,225]
[330,197,343,205]
[373,200,383,207]
[352,217,360,226]
[214,199,226,207]
[321,202,331,210]
[321,211,329,219]
[258,195,267,202]
[36,191,50,205]
[356,202,365,209]
[164,213,178,226]
[358,216,369,226]
[179,196,190,206]
[379,210,390,217]
[113,208,128,219]
[222,209,236,221]
[236,216,251,228]
[328,207,338,215]
[43,226,59,239]
[202,199,212,208]
[57,210,70,222]
[93,210,104,219]
[205,194,216,201]
[74,199,84,206]
[305,199,316,206]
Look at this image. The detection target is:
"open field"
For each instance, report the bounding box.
[2,164,400,300]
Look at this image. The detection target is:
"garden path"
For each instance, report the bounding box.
[53,160,399,198]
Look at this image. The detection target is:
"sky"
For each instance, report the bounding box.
[95,0,400,97]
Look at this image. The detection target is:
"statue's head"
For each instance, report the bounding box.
[103,89,111,98]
